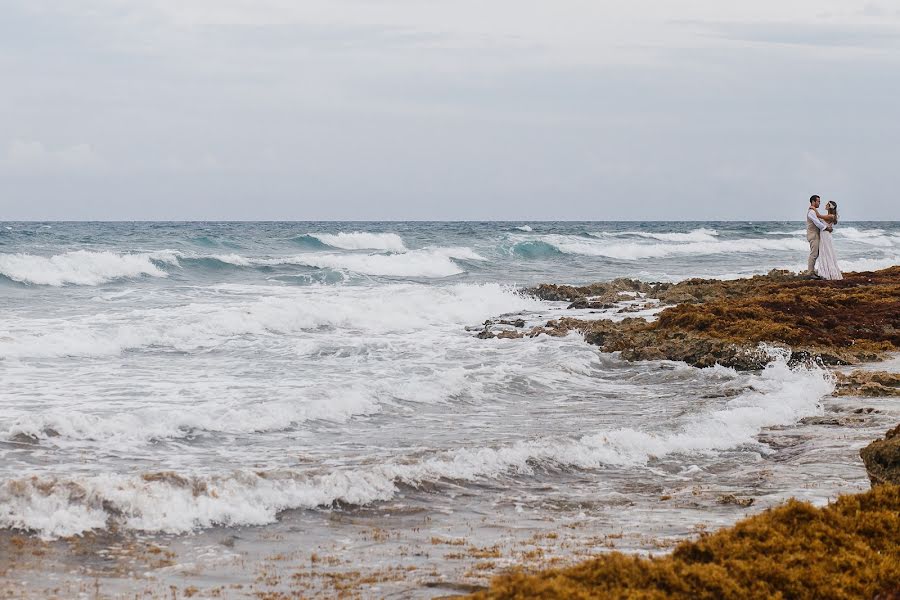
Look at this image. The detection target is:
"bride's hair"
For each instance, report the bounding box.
[826,201,838,224]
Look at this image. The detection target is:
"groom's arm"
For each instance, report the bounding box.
[807,209,828,231]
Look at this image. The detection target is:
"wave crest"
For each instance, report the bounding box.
[308,231,408,252]
[531,235,807,260]
[0,282,536,359]
[263,247,485,277]
[592,228,719,243]
[0,356,831,538]
[0,250,175,286]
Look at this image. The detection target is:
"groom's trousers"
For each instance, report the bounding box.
[807,233,820,274]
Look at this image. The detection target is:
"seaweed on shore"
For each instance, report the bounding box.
[470,484,900,600]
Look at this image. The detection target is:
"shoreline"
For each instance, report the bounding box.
[468,266,900,598]
[2,268,898,598]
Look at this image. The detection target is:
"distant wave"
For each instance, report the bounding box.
[764,229,806,236]
[0,243,487,285]
[835,226,897,247]
[523,235,807,260]
[181,254,253,269]
[307,231,408,252]
[591,227,719,243]
[190,236,218,248]
[515,225,533,232]
[262,247,485,277]
[288,234,331,250]
[0,250,178,286]
[0,356,830,537]
[510,240,564,259]
[765,226,898,247]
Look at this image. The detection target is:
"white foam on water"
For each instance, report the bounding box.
[309,232,408,252]
[532,234,807,259]
[0,282,537,360]
[209,253,253,266]
[2,385,383,445]
[516,225,533,232]
[0,363,491,447]
[261,247,485,277]
[0,355,832,538]
[0,250,173,286]
[592,228,719,243]
[834,226,896,247]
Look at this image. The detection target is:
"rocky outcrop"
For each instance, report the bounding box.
[860,424,900,486]
[835,371,900,397]
[509,267,900,370]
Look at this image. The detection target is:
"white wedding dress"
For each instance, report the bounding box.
[816,227,843,280]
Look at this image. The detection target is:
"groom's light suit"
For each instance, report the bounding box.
[806,208,827,274]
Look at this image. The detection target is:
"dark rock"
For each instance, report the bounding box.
[717,494,754,507]
[835,371,900,397]
[860,424,900,486]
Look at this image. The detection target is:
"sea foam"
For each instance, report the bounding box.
[592,228,719,243]
[308,231,408,252]
[262,247,485,277]
[527,235,807,260]
[0,250,175,286]
[0,355,832,538]
[0,282,537,360]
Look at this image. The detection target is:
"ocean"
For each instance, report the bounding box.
[1,221,899,596]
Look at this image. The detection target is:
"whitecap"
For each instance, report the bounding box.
[308,231,407,252]
[532,234,806,260]
[592,228,719,243]
[0,355,832,538]
[261,247,485,278]
[0,250,174,286]
[0,282,537,360]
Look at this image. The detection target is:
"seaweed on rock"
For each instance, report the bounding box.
[521,267,900,370]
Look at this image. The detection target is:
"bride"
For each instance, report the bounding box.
[816,201,842,280]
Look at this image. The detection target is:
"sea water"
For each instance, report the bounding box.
[1,221,898,593]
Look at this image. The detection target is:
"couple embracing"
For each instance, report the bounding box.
[806,194,842,280]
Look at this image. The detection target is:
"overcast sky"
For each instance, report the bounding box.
[1,0,899,220]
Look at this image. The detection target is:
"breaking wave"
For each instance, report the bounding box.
[0,250,178,286]
[591,228,719,243]
[525,235,807,260]
[0,355,832,538]
[307,231,408,252]
[0,282,537,360]
[510,240,564,259]
[261,247,485,277]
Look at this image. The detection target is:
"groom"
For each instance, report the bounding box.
[806,194,832,276]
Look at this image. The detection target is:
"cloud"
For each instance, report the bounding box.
[687,20,900,49]
[2,140,107,173]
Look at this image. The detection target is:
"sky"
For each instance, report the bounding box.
[1,0,899,220]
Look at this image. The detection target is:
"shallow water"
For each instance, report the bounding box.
[1,221,898,596]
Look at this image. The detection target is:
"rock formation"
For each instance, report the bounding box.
[514,266,900,370]
[861,424,900,487]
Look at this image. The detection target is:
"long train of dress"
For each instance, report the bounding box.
[816,229,843,280]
